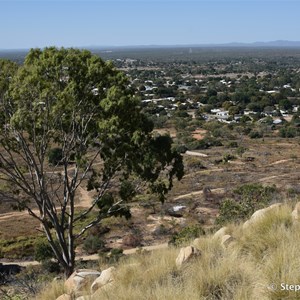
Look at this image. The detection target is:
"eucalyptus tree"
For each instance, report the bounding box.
[0,47,183,276]
[0,59,18,102]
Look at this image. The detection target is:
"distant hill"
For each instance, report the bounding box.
[88,40,300,50]
[1,41,300,63]
[2,41,300,53]
[221,40,300,47]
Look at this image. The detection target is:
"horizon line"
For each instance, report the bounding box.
[1,40,300,51]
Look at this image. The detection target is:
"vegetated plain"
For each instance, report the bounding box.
[2,46,300,299]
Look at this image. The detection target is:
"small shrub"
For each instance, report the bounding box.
[83,235,105,254]
[186,137,222,150]
[216,184,277,225]
[242,126,252,135]
[99,248,124,264]
[279,126,297,138]
[48,148,63,165]
[34,239,56,262]
[41,260,61,274]
[153,224,169,236]
[223,153,236,162]
[174,144,188,153]
[122,233,141,248]
[168,225,205,246]
[227,141,238,148]
[186,157,206,170]
[236,146,247,157]
[249,131,263,139]
[216,198,248,225]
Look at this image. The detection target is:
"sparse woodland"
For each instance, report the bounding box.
[1,47,300,299]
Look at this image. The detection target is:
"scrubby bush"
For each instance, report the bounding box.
[38,204,300,300]
[47,148,63,165]
[222,153,236,162]
[216,183,277,225]
[99,248,124,264]
[186,136,222,150]
[227,141,238,148]
[279,126,297,138]
[168,225,205,246]
[83,235,105,254]
[41,260,61,274]
[185,157,206,170]
[34,239,56,262]
[216,198,249,225]
[249,130,263,139]
[174,144,188,153]
[34,239,61,273]
[236,146,247,157]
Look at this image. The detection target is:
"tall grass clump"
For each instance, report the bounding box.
[234,205,292,261]
[34,280,65,300]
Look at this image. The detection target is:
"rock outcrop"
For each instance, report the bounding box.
[213,226,228,239]
[291,202,300,221]
[221,234,234,248]
[243,203,282,229]
[56,294,72,300]
[175,246,200,268]
[64,269,101,295]
[90,266,115,294]
[55,203,288,300]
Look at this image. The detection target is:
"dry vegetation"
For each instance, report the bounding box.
[35,202,300,300]
[2,136,300,298]
[1,136,300,260]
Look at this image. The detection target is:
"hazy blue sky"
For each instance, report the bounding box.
[1,0,299,49]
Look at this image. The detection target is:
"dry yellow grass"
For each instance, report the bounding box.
[38,202,300,300]
[35,280,66,300]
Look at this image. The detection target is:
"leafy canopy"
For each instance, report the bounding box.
[0,48,184,276]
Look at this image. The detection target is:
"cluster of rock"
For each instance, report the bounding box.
[56,201,300,298]
[56,267,115,300]
[175,201,300,268]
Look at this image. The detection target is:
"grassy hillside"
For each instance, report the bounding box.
[37,201,300,300]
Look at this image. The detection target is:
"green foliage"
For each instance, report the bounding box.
[185,136,222,150]
[0,47,184,276]
[185,157,206,170]
[35,239,61,273]
[34,238,56,262]
[0,59,18,102]
[173,144,188,154]
[0,236,38,259]
[97,193,131,219]
[279,126,297,138]
[222,153,236,162]
[236,146,247,157]
[168,225,205,246]
[83,235,105,254]
[119,180,136,201]
[41,260,61,274]
[216,198,250,225]
[226,141,238,148]
[216,184,277,225]
[249,130,263,139]
[234,183,277,201]
[47,148,63,165]
[99,248,124,264]
[109,248,124,263]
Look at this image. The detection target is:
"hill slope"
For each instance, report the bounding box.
[39,201,300,300]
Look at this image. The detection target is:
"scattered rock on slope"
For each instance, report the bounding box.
[176,246,200,268]
[64,269,101,294]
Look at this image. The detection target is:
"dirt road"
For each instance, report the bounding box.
[1,243,169,267]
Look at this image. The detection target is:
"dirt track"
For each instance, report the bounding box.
[0,153,299,266]
[1,243,169,267]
